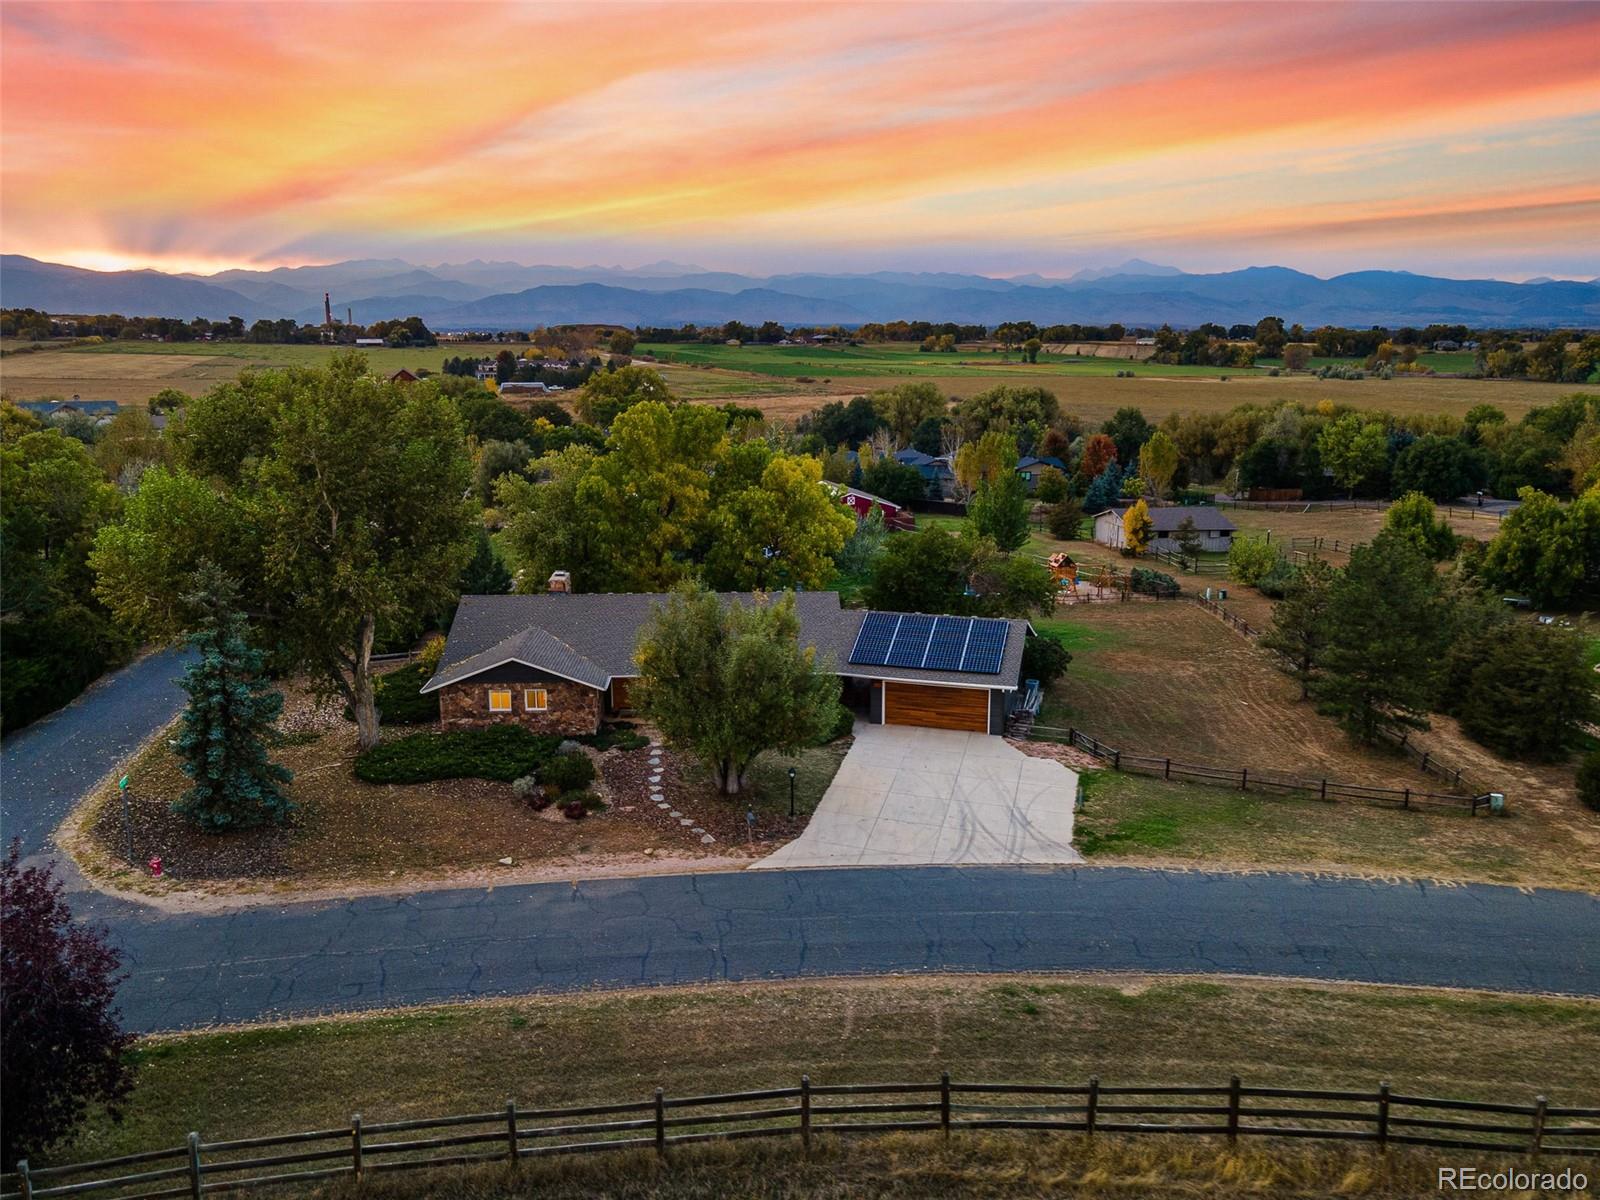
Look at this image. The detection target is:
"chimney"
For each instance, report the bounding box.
[547,570,572,593]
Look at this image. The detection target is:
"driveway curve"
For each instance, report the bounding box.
[5,654,1597,1035]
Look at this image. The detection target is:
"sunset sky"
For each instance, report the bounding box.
[3,1,1597,281]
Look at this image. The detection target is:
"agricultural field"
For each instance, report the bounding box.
[1036,603,1597,890]
[0,337,1568,427]
[640,340,1566,424]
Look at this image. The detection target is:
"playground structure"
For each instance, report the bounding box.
[1047,552,1145,603]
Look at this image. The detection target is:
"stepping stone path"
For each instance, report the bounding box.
[645,748,714,844]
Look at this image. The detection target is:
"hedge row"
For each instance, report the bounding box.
[355,725,560,784]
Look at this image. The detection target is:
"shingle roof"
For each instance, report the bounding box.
[424,592,1027,693]
[1094,504,1236,533]
[423,591,854,693]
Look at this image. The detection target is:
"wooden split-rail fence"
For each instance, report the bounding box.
[6,1075,1594,1198]
[1032,726,1496,815]
[1186,595,1500,801]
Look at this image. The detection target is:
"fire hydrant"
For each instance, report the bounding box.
[148,855,163,878]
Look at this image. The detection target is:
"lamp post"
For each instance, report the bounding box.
[788,767,797,818]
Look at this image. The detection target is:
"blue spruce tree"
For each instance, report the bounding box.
[1084,461,1122,512]
[174,566,293,831]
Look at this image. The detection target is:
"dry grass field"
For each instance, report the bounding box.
[1036,603,1598,890]
[48,975,1600,1167]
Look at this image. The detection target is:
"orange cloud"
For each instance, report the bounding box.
[3,1,1596,274]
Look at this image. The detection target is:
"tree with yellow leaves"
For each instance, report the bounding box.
[1122,498,1153,557]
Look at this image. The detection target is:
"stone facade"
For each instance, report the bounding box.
[439,679,602,736]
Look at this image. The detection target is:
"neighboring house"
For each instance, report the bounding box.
[498,380,551,397]
[1016,455,1067,491]
[421,579,1034,736]
[354,337,384,347]
[893,448,957,499]
[389,369,418,384]
[1092,504,1236,553]
[838,486,915,530]
[14,398,121,423]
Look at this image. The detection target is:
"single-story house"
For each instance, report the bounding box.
[1091,504,1236,553]
[421,581,1034,736]
[389,369,418,384]
[354,337,384,347]
[15,398,121,423]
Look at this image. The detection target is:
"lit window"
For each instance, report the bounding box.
[488,689,512,713]
[524,688,549,712]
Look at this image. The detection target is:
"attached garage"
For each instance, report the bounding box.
[883,681,990,733]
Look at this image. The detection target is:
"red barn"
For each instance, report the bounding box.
[840,487,915,530]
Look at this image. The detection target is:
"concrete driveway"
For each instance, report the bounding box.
[754,724,1081,869]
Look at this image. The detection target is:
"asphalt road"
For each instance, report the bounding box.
[6,653,1598,1035]
[84,867,1600,1033]
[1,647,192,857]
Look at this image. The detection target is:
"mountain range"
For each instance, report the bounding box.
[3,254,1597,330]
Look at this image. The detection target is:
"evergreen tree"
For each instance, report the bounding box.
[1315,533,1447,743]
[1458,624,1596,760]
[173,567,293,831]
[459,527,513,595]
[1083,461,1121,513]
[1261,557,1336,699]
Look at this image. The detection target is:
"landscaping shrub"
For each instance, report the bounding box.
[1255,558,1299,599]
[372,663,440,725]
[1045,498,1084,540]
[511,774,547,808]
[540,752,596,794]
[354,726,558,784]
[821,701,856,743]
[561,799,589,820]
[564,790,605,814]
[1021,632,1072,686]
[1227,536,1281,585]
[1129,567,1179,597]
[581,724,650,752]
[1577,753,1600,813]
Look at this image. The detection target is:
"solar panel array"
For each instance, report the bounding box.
[847,612,1010,675]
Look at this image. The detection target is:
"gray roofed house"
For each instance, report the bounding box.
[422,586,1034,737]
[1091,504,1236,553]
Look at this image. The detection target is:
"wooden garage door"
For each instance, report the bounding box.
[884,682,989,732]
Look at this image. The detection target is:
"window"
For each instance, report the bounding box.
[524,688,549,712]
[488,688,512,713]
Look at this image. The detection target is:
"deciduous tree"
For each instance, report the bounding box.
[1,843,134,1164]
[634,589,840,795]
[703,450,855,591]
[1137,429,1179,499]
[573,365,673,426]
[1318,413,1388,497]
[1121,498,1153,556]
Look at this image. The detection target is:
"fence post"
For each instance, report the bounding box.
[187,1132,203,1200]
[506,1099,518,1165]
[1112,750,1121,771]
[1240,768,1248,791]
[800,1075,812,1157]
[654,1088,666,1158]
[1086,1076,1100,1136]
[1227,1076,1241,1145]
[1164,758,1171,780]
[1530,1095,1548,1158]
[15,1160,30,1200]
[1376,1082,1390,1151]
[1420,751,1430,774]
[351,1113,364,1182]
[940,1071,952,1140]
[1402,788,1410,810]
[1320,778,1327,801]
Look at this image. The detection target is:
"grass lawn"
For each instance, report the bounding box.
[677,739,852,847]
[46,976,1600,1169]
[1036,603,1598,891]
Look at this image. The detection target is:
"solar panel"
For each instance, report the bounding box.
[923,616,972,671]
[886,613,936,667]
[848,611,900,666]
[959,618,1010,674]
